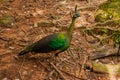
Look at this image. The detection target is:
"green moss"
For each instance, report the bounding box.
[92,62,120,75]
[95,0,120,23]
[95,10,112,22]
[117,64,120,76]
[94,0,120,46]
[0,15,14,26]
[113,30,120,46]
[92,62,108,73]
[0,0,9,2]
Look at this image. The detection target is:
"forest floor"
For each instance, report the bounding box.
[0,0,118,80]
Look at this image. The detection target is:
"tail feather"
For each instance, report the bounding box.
[18,50,29,56]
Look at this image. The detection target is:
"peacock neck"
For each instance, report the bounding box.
[67,17,76,38]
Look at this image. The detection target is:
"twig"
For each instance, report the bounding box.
[86,26,120,31]
[0,29,5,33]
[18,56,25,71]
[18,56,25,80]
[90,30,115,41]
[0,50,12,57]
[84,18,120,31]
[18,71,23,80]
[67,48,77,64]
[46,62,62,80]
[36,58,50,71]
[35,58,55,79]
[50,62,67,80]
[78,5,97,11]
[93,18,120,27]
[79,55,88,77]
[63,58,76,65]
[47,70,56,79]
[33,57,55,79]
[60,69,87,80]
[83,18,120,44]
[67,48,79,76]
[90,48,118,60]
[0,36,10,41]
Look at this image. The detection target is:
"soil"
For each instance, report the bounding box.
[0,0,115,80]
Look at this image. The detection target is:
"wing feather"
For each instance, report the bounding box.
[31,33,58,53]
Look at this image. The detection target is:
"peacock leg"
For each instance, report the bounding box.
[55,52,60,56]
[55,51,63,56]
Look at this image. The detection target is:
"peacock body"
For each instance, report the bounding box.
[18,5,80,56]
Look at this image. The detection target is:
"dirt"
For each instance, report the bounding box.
[0,0,114,80]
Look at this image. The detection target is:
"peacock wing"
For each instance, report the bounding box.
[31,33,58,53]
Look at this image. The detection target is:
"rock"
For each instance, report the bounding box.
[2,78,10,80]
[14,79,20,80]
[22,70,28,75]
[9,46,15,50]
[33,65,37,68]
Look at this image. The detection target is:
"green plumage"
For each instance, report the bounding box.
[49,33,69,50]
[18,5,80,56]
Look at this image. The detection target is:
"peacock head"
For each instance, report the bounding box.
[73,5,80,19]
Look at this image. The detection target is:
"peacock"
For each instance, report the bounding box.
[18,5,80,56]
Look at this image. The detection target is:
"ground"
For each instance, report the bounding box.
[0,0,116,80]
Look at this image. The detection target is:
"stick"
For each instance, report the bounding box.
[60,69,87,80]
[0,36,10,41]
[79,55,87,77]
[18,56,25,80]
[50,62,67,80]
[36,58,50,71]
[18,71,23,80]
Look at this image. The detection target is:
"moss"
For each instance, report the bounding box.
[95,10,112,22]
[113,30,120,46]
[92,62,120,76]
[0,0,9,3]
[95,0,120,23]
[117,64,120,76]
[0,15,14,26]
[92,62,108,73]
